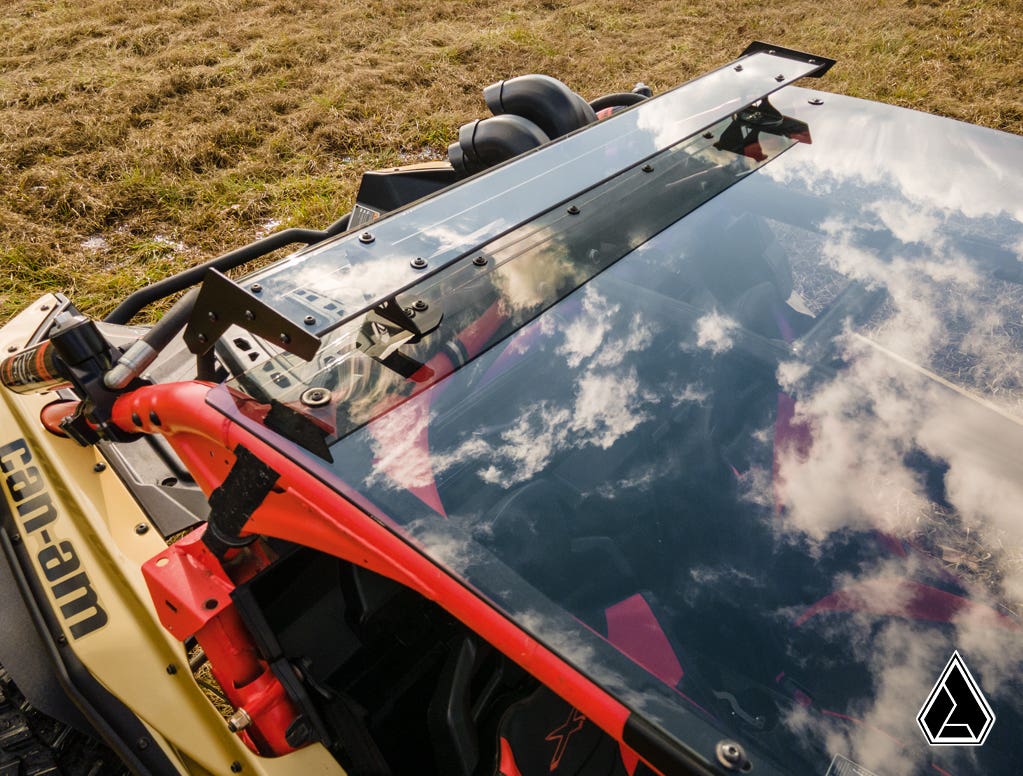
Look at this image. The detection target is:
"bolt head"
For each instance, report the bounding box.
[413,300,428,312]
[279,333,291,345]
[304,315,316,326]
[244,310,255,321]
[134,523,149,535]
[93,462,106,473]
[734,64,743,72]
[715,740,747,770]
[411,257,428,269]
[472,256,487,267]
[359,231,375,244]
[206,311,218,322]
[775,74,785,82]
[250,283,262,293]
[808,97,824,106]
[6,345,17,353]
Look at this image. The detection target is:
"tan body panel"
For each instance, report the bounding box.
[0,296,343,776]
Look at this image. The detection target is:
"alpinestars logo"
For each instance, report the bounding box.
[917,651,995,746]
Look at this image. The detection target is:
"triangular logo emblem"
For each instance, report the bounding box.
[917,651,995,746]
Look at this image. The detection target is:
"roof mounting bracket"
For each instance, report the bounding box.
[184,269,321,361]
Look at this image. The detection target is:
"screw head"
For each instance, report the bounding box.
[566,205,580,215]
[702,132,714,139]
[300,387,331,407]
[403,307,416,318]
[196,333,208,344]
[412,300,428,312]
[206,311,218,322]
[472,255,487,267]
[203,598,218,610]
[6,345,17,353]
[359,231,375,244]
[40,304,50,311]
[137,737,149,750]
[734,64,743,72]
[250,283,262,293]
[641,164,654,173]
[244,310,255,321]
[411,256,428,269]
[808,97,824,105]
[279,333,291,345]
[230,763,243,773]
[304,315,316,326]
[165,663,177,675]
[93,462,106,473]
[715,740,747,771]
[775,74,785,82]
[134,523,149,535]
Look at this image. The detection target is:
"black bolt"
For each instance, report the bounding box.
[56,634,67,644]
[137,738,149,750]
[203,598,218,610]
[207,311,218,322]
[566,205,580,215]
[5,345,16,353]
[166,664,177,675]
[641,164,654,173]
[734,64,743,72]
[472,256,487,267]
[403,307,416,318]
[196,333,208,344]
[808,97,824,106]
[359,231,375,244]
[93,462,106,473]
[304,315,316,326]
[10,533,20,544]
[131,412,142,427]
[135,523,149,535]
[410,257,428,269]
[775,74,785,82]
[244,310,255,321]
[40,304,50,311]
[702,132,714,139]
[279,333,291,345]
[250,283,262,293]
[149,411,161,426]
[412,300,428,312]
[230,762,243,773]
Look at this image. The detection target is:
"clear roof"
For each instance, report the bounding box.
[218,86,1023,775]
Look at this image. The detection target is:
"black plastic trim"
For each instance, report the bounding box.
[0,511,182,776]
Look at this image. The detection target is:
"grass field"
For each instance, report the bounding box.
[0,0,1021,321]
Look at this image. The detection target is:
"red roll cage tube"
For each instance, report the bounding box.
[109,380,657,772]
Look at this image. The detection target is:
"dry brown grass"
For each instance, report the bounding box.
[0,0,1020,320]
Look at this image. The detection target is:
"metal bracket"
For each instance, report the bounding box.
[356,295,443,378]
[184,269,321,361]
